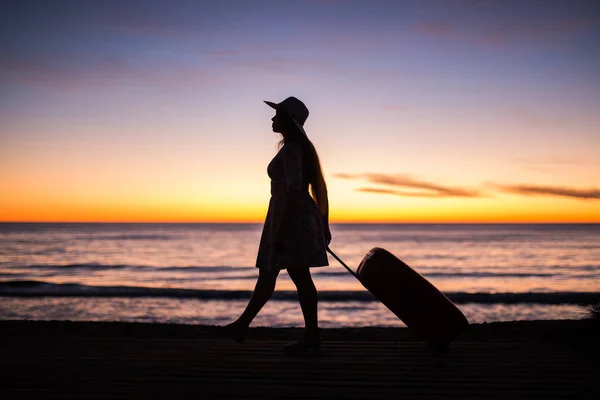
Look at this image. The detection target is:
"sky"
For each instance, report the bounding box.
[1,0,599,223]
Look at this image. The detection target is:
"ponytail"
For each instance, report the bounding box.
[307,141,328,217]
[278,115,329,217]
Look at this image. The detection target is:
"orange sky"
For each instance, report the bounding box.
[2,174,599,223]
[1,1,599,223]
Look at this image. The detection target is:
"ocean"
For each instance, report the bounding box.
[1,223,599,328]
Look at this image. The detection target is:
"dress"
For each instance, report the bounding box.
[255,142,329,271]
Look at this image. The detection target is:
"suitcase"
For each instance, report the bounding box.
[329,247,469,347]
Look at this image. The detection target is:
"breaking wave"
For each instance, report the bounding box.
[1,280,598,305]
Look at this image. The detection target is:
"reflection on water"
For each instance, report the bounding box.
[2,223,599,294]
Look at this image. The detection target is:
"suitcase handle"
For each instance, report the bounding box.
[326,247,358,279]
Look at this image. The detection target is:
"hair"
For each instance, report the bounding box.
[277,114,329,217]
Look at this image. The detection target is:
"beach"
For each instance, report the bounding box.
[2,318,598,399]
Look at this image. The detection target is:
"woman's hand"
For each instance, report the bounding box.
[323,215,332,245]
[324,227,332,245]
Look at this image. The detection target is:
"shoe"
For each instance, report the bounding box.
[215,322,248,343]
[283,335,322,355]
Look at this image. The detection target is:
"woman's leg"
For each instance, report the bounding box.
[234,268,280,328]
[287,267,319,337]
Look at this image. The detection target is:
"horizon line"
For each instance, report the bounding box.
[1,221,599,225]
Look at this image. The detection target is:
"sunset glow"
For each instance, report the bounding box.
[1,0,599,223]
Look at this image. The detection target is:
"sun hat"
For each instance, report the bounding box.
[264,96,309,137]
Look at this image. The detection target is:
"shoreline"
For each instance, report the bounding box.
[1,318,598,343]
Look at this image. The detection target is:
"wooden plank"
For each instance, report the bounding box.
[2,338,597,400]
[1,320,598,400]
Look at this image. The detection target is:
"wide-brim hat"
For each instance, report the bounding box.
[264,96,308,137]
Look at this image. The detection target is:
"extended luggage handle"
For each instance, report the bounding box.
[326,247,358,279]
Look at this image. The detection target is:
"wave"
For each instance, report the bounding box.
[314,271,569,278]
[78,234,180,241]
[4,264,246,273]
[1,280,599,305]
[3,235,179,245]
[7,263,598,278]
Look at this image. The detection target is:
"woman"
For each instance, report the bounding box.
[220,96,332,354]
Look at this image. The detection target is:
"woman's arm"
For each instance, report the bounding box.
[323,208,331,246]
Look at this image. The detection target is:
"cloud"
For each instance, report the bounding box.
[0,55,219,91]
[335,172,600,201]
[212,54,334,74]
[412,23,454,38]
[333,173,357,180]
[1,1,251,40]
[410,1,600,48]
[382,105,411,112]
[334,173,483,198]
[515,156,597,167]
[513,156,600,175]
[473,17,600,47]
[357,187,450,198]
[494,184,600,200]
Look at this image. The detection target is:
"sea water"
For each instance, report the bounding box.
[1,223,598,327]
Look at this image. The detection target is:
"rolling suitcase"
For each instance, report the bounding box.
[328,247,469,347]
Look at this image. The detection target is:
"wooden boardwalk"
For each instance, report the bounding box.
[2,330,597,399]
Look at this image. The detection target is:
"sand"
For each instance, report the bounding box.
[1,319,598,399]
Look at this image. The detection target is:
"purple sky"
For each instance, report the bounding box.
[1,0,599,222]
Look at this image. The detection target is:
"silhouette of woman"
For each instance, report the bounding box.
[220,96,332,354]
